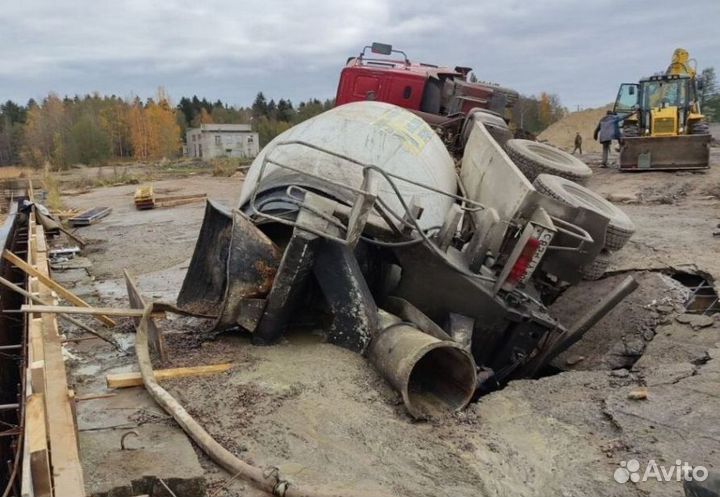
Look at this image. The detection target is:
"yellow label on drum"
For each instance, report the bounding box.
[371,107,434,155]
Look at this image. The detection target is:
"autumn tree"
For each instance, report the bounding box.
[22,94,72,168]
[99,98,132,157]
[146,97,181,158]
[513,93,566,134]
[128,98,150,160]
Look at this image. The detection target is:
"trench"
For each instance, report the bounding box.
[541,268,719,376]
[0,201,29,497]
[669,271,720,315]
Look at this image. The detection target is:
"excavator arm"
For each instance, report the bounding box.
[666,48,697,78]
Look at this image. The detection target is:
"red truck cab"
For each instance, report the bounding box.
[336,43,518,120]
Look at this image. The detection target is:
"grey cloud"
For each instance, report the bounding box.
[0,0,718,109]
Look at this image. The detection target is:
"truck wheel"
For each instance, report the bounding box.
[580,250,611,281]
[533,174,635,251]
[464,108,512,148]
[505,139,592,183]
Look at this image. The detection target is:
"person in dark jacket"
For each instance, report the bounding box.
[594,111,625,167]
[572,131,582,155]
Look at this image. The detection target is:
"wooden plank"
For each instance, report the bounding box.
[21,304,148,317]
[62,335,103,343]
[68,389,79,450]
[124,269,167,362]
[74,393,116,402]
[29,317,44,362]
[41,308,86,496]
[20,438,34,497]
[154,192,206,203]
[29,234,37,266]
[57,225,87,248]
[29,223,86,497]
[106,363,233,389]
[0,276,118,347]
[35,227,47,254]
[30,361,45,394]
[27,178,35,203]
[156,197,206,208]
[3,249,116,327]
[21,370,35,497]
[26,394,52,497]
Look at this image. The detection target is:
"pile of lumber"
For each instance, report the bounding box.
[133,185,206,210]
[154,193,207,208]
[133,185,155,210]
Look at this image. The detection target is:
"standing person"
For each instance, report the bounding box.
[594,111,624,167]
[572,131,583,155]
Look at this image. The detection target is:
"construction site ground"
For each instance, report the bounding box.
[55,148,720,497]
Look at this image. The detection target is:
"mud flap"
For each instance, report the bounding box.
[176,200,280,328]
[619,134,710,171]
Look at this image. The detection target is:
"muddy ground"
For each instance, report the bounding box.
[56,149,720,497]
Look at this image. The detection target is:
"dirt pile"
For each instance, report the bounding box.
[538,105,612,154]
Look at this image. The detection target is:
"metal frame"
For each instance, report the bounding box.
[248,139,487,246]
[546,216,594,252]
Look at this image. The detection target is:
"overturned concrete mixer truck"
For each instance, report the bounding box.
[176,101,638,419]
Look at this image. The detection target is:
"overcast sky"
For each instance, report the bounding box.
[1,0,718,110]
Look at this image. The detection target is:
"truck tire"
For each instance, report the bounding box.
[533,174,635,251]
[505,139,592,183]
[463,108,512,148]
[580,250,611,281]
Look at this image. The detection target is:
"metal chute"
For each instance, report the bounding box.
[176,200,280,327]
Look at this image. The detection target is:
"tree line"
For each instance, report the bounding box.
[514,92,567,135]
[0,87,568,169]
[0,90,334,169]
[699,68,720,122]
[13,77,705,169]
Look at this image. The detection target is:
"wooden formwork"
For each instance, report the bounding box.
[21,208,85,497]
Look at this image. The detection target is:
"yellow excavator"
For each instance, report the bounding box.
[614,48,710,170]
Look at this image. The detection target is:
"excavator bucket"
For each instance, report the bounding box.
[619,134,710,171]
[176,200,280,327]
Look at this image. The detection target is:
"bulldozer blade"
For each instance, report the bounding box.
[619,134,710,171]
[176,200,280,328]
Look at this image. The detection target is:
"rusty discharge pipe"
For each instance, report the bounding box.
[368,312,478,419]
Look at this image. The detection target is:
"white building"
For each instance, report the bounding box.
[186,124,260,159]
